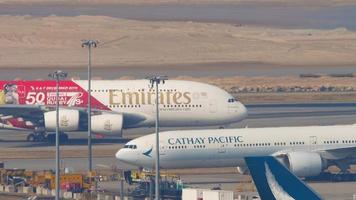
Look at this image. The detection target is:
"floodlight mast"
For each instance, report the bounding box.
[48,70,68,200]
[81,39,98,172]
[146,75,168,200]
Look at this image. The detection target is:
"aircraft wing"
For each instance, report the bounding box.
[317,146,356,160]
[0,104,46,128]
[271,144,356,161]
[0,104,147,129]
[244,156,323,200]
[0,104,45,118]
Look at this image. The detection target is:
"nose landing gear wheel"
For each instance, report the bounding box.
[26,133,36,142]
[27,133,46,142]
[26,133,46,142]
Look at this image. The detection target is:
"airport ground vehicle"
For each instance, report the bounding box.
[124,170,182,199]
[44,172,96,192]
[0,167,96,192]
[0,168,27,186]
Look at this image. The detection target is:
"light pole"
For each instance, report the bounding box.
[48,70,68,200]
[81,39,98,172]
[147,75,167,200]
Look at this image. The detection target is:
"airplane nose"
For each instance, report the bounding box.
[238,102,248,119]
[231,102,248,122]
[116,149,131,163]
[227,101,248,123]
[115,147,139,165]
[115,149,124,160]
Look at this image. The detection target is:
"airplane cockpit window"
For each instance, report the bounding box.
[228,98,238,103]
[123,145,137,149]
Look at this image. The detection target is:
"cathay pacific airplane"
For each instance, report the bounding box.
[245,156,322,200]
[0,80,247,142]
[116,125,356,177]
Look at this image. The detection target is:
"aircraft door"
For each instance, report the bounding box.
[309,136,317,151]
[218,144,227,154]
[159,140,167,156]
[209,99,217,113]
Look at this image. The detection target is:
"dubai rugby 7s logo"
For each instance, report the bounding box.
[66,92,84,106]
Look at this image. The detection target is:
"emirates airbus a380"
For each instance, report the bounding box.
[0,80,247,142]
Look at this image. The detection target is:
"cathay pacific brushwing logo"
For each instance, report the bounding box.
[143,147,153,157]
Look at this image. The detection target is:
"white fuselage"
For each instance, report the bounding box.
[74,80,247,128]
[116,125,356,169]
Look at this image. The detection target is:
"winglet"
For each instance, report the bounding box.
[244,156,323,200]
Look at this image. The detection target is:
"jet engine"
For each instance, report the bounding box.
[91,114,123,136]
[44,110,80,131]
[236,166,250,175]
[284,152,326,177]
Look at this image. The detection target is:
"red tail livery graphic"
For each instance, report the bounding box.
[0,80,108,110]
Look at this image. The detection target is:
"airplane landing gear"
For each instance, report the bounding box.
[47,132,69,143]
[26,132,69,143]
[26,134,35,142]
[26,132,46,142]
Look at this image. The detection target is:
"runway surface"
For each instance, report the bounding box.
[246,102,356,120]
[1,102,356,148]
[0,102,355,165]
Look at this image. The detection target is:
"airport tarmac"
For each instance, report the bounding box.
[1,102,356,199]
[0,102,355,170]
[1,102,356,148]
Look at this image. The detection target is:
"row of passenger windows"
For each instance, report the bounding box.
[166,140,356,150]
[232,142,305,147]
[324,141,339,144]
[343,140,356,143]
[167,142,307,150]
[324,140,356,144]
[108,105,141,108]
[151,89,178,92]
[290,142,305,145]
[234,143,271,147]
[107,104,202,108]
[90,89,178,92]
[168,145,206,149]
[91,90,109,92]
[163,104,202,108]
